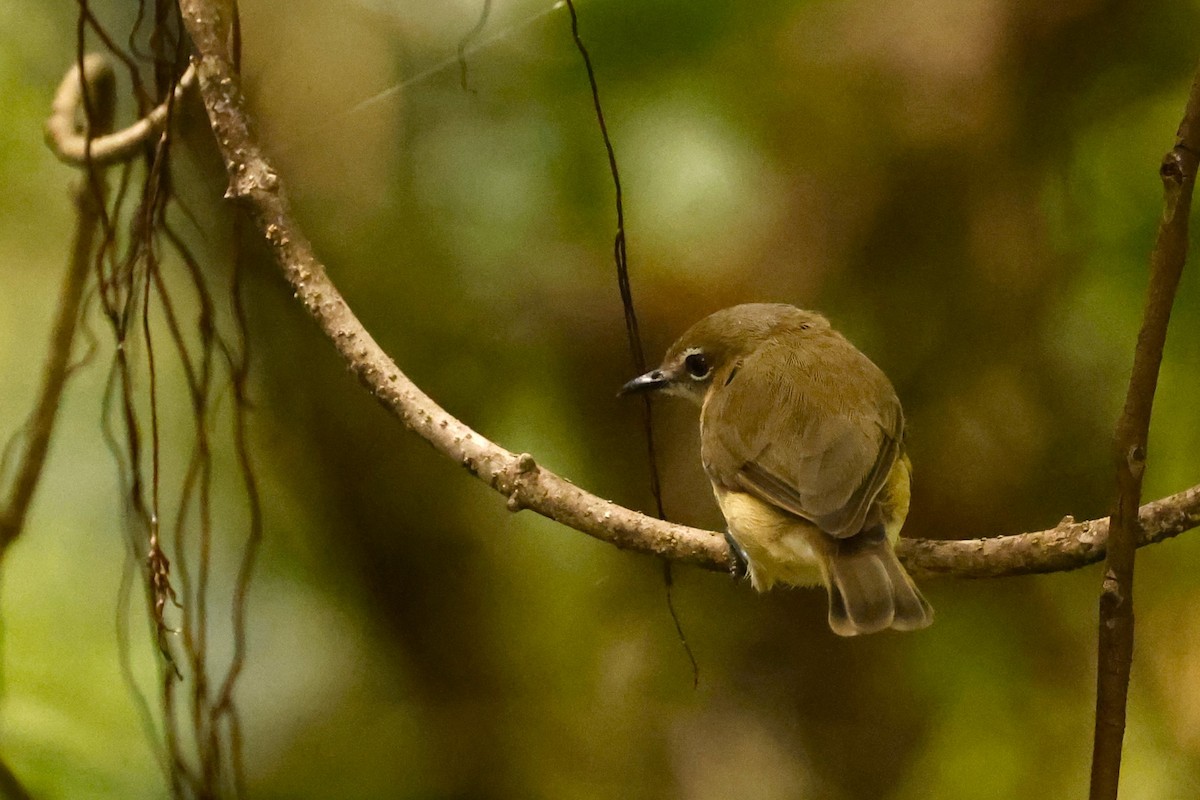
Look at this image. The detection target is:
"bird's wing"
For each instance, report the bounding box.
[700,339,902,539]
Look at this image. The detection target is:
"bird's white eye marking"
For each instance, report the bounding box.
[684,350,711,380]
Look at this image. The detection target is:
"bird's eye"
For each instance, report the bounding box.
[684,352,711,380]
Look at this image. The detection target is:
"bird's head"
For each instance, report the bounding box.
[619,303,829,405]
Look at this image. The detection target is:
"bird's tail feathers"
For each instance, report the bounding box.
[826,528,933,636]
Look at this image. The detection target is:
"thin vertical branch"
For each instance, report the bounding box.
[0,55,115,556]
[211,219,261,799]
[562,0,699,686]
[562,0,662,513]
[457,0,492,92]
[1089,62,1200,800]
[0,40,117,800]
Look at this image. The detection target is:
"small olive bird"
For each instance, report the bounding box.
[621,303,932,636]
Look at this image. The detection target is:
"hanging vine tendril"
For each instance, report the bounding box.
[27,3,263,797]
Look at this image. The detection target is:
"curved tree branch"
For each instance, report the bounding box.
[45,53,195,167]
[174,0,1200,583]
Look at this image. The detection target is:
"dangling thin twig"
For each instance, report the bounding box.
[562,0,699,688]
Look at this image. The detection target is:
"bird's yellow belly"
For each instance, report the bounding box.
[714,488,828,591]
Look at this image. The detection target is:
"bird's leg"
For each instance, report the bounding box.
[723,530,750,580]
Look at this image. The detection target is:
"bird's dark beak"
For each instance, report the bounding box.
[619,369,670,397]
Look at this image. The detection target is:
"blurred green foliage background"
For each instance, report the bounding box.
[3,0,1200,797]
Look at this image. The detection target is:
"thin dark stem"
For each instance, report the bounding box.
[1088,62,1200,800]
[563,0,698,684]
[562,0,663,517]
[457,0,492,92]
[79,4,152,109]
[211,213,261,800]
